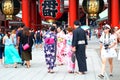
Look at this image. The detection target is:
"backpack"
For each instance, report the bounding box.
[36,31,40,39]
[0,33,4,44]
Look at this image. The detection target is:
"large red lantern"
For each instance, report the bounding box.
[39,0,64,22]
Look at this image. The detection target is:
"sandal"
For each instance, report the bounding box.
[76,72,85,75]
[14,66,17,68]
[68,71,74,73]
[98,74,104,79]
[47,69,51,73]
[14,63,17,68]
[26,65,30,68]
[50,70,55,73]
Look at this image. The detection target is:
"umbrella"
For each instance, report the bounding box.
[81,25,90,30]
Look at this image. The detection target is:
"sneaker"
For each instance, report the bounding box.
[68,71,74,73]
[98,74,104,79]
[76,72,85,75]
[109,74,113,77]
[50,70,55,73]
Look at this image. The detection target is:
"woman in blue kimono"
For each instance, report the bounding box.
[3,30,22,68]
[44,26,57,73]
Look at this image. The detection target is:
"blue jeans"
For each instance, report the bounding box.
[0,47,4,59]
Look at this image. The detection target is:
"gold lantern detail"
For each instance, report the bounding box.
[88,1,99,18]
[2,0,14,20]
[82,0,104,19]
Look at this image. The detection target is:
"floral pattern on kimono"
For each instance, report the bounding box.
[44,32,56,69]
[65,33,75,72]
[56,31,66,64]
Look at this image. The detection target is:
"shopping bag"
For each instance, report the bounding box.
[71,53,76,63]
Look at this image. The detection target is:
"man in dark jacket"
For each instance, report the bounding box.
[72,20,88,74]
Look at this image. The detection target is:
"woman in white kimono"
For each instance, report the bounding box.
[98,24,117,78]
[56,26,66,65]
[65,27,75,73]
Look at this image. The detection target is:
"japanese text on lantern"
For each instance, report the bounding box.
[42,0,58,18]
[88,1,99,13]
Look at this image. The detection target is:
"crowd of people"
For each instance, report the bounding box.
[0,25,34,68]
[0,20,120,78]
[43,20,88,74]
[0,20,88,75]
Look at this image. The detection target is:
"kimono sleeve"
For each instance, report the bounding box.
[72,30,78,47]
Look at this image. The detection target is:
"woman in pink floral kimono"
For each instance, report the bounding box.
[56,26,66,65]
[65,27,75,73]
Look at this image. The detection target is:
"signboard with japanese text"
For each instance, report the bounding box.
[39,0,64,21]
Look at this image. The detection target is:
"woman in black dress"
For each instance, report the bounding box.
[21,27,33,68]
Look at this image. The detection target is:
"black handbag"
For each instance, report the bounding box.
[71,53,76,63]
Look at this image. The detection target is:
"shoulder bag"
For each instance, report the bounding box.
[23,37,30,50]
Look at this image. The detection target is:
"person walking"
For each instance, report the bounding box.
[98,24,117,78]
[35,28,43,48]
[3,30,22,68]
[72,20,88,74]
[11,29,17,47]
[56,26,66,65]
[114,26,120,60]
[43,26,57,73]
[21,27,33,68]
[0,28,5,65]
[17,25,24,65]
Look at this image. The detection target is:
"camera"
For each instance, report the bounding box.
[104,44,109,49]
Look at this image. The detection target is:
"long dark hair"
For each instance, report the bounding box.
[0,27,5,34]
[5,29,11,38]
[23,27,30,36]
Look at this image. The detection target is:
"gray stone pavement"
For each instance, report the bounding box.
[0,36,119,80]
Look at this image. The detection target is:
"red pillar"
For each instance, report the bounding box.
[22,0,30,27]
[69,0,79,28]
[36,10,41,30]
[36,2,41,30]
[109,0,119,28]
[30,0,37,30]
[119,2,120,28]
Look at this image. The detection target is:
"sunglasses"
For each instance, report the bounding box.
[103,27,110,30]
